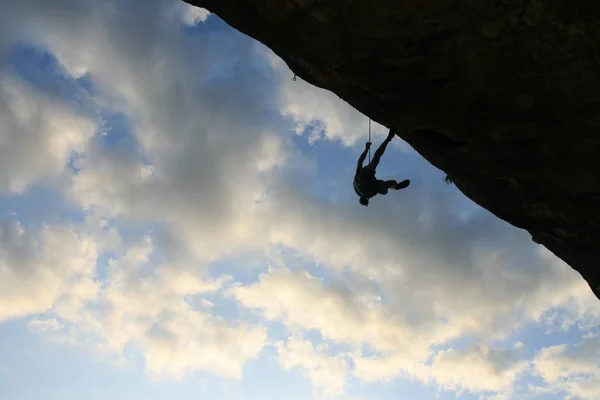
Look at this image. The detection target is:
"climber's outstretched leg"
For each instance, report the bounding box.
[380,179,410,192]
[383,180,398,190]
[364,128,397,173]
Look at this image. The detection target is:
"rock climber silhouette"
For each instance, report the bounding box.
[353,127,410,207]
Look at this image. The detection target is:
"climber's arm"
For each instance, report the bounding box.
[356,143,371,175]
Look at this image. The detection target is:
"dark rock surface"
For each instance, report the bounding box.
[185,0,600,300]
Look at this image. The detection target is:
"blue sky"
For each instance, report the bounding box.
[0,1,599,399]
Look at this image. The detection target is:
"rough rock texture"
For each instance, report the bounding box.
[186,0,600,300]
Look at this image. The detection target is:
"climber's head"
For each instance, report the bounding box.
[359,197,369,207]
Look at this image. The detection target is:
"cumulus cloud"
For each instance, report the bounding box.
[4,0,288,263]
[28,318,62,333]
[0,217,98,321]
[229,265,542,396]
[0,73,95,193]
[173,3,211,26]
[352,344,529,397]
[428,345,528,394]
[256,184,598,340]
[44,233,267,380]
[0,0,277,382]
[533,335,600,399]
[230,254,596,397]
[276,335,349,398]
[230,267,431,358]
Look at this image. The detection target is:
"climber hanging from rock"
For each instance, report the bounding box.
[353,127,410,207]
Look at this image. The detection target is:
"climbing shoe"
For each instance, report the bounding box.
[396,179,410,190]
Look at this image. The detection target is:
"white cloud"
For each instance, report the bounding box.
[533,336,600,399]
[0,0,274,381]
[47,236,267,380]
[428,345,528,394]
[6,0,287,264]
[28,318,62,333]
[351,351,428,384]
[257,185,596,339]
[0,73,95,194]
[230,267,430,358]
[142,307,267,380]
[479,395,511,400]
[276,335,348,398]
[173,3,210,26]
[231,267,534,397]
[230,260,595,396]
[0,217,98,321]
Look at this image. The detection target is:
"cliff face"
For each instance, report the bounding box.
[185,0,600,300]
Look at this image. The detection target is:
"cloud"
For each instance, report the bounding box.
[0,216,98,321]
[351,344,529,397]
[28,318,62,333]
[173,3,211,26]
[257,184,597,339]
[44,233,267,380]
[5,0,288,263]
[1,0,274,381]
[0,73,95,194]
[533,335,600,399]
[276,335,349,398]
[428,345,528,394]
[230,267,431,358]
[230,258,595,396]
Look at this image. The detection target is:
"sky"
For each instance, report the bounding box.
[0,1,599,399]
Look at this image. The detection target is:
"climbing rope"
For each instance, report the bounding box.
[368,118,371,163]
